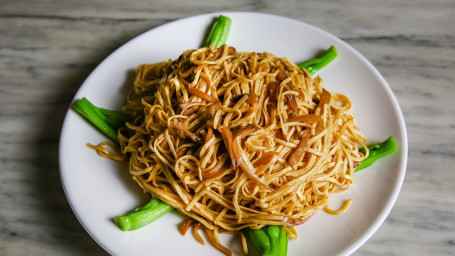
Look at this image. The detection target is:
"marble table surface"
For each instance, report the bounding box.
[1,0,454,255]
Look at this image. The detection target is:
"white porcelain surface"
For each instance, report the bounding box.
[59,12,407,256]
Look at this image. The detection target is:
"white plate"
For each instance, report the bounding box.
[59,12,408,256]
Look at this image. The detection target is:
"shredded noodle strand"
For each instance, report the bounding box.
[104,45,368,255]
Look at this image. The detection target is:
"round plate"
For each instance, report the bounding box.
[59,12,408,256]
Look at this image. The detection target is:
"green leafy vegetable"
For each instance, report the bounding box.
[263,226,280,256]
[297,45,338,75]
[278,227,288,256]
[114,198,174,231]
[72,97,124,143]
[247,226,288,256]
[133,198,160,212]
[247,227,271,253]
[204,15,232,48]
[356,136,398,171]
[96,107,128,130]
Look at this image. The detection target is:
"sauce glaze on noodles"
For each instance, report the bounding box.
[95,44,368,254]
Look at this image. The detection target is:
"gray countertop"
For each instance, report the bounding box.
[1,0,454,255]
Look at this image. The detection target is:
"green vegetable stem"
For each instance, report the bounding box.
[278,227,288,256]
[263,226,280,256]
[247,226,288,256]
[72,97,126,143]
[247,227,271,253]
[114,198,174,231]
[297,45,338,75]
[133,198,160,212]
[96,107,128,130]
[204,15,232,49]
[356,136,398,171]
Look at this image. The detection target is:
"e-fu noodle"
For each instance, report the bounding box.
[93,44,368,254]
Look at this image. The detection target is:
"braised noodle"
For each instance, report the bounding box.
[91,44,369,255]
